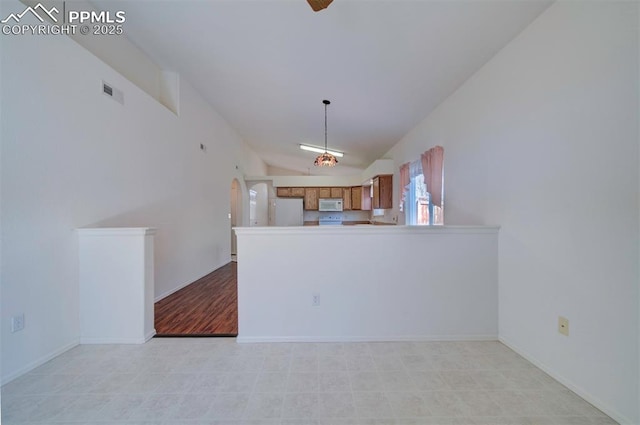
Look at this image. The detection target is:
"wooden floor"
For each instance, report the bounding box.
[154,262,238,336]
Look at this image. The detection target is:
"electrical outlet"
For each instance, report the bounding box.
[558,316,569,336]
[11,314,24,333]
[312,293,320,307]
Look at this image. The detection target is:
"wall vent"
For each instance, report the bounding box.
[101,80,124,105]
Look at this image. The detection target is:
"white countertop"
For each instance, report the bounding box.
[234,225,500,235]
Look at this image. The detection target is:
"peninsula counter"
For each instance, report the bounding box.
[234,225,499,342]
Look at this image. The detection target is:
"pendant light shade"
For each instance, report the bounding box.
[314,100,338,167]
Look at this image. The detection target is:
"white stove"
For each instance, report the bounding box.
[318,214,343,226]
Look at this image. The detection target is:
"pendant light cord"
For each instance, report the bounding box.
[324,102,328,153]
[323,99,330,154]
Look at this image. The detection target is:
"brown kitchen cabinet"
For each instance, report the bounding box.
[372,175,392,209]
[290,187,305,197]
[342,188,352,210]
[318,188,331,198]
[351,186,371,211]
[351,186,362,210]
[277,187,305,197]
[276,187,290,197]
[330,187,343,198]
[304,188,319,210]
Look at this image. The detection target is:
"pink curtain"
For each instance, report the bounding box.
[399,162,410,208]
[421,146,444,207]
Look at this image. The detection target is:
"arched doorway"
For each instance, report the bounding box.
[230,178,242,259]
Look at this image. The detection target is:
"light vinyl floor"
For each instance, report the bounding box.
[1,338,617,425]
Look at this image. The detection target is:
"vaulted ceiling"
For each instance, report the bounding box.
[95,0,552,175]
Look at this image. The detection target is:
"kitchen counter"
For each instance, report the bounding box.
[303,220,389,226]
[240,225,497,234]
[234,225,500,342]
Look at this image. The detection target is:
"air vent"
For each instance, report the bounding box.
[101,80,124,105]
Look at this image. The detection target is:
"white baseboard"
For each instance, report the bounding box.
[79,328,155,344]
[1,339,79,386]
[499,336,632,425]
[145,329,156,342]
[236,334,498,343]
[80,335,151,344]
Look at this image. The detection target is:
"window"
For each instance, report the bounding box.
[407,173,429,225]
[401,146,444,225]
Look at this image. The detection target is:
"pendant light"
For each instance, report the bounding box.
[314,100,338,167]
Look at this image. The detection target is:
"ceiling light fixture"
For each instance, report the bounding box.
[299,144,344,158]
[313,99,338,167]
[307,0,333,12]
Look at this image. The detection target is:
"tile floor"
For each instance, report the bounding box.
[1,338,617,425]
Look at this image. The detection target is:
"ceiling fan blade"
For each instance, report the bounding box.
[307,0,334,12]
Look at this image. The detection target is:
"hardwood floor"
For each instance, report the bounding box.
[154,262,238,336]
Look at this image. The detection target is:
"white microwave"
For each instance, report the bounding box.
[318,198,343,212]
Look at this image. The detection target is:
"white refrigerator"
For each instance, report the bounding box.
[273,198,304,226]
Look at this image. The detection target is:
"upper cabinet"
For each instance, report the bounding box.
[351,186,362,210]
[277,183,386,211]
[291,187,305,197]
[351,186,371,211]
[342,188,352,210]
[372,175,392,209]
[304,188,319,211]
[277,187,305,198]
[318,188,331,198]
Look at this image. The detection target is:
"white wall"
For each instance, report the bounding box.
[385,2,639,423]
[18,0,165,104]
[267,165,306,176]
[637,3,640,417]
[236,226,498,342]
[0,0,266,383]
[248,175,365,188]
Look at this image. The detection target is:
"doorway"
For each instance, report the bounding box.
[153,179,244,336]
[230,178,241,259]
[154,263,238,336]
[248,182,269,227]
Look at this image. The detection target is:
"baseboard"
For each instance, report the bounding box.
[154,262,229,302]
[155,333,237,338]
[1,339,79,386]
[236,334,498,343]
[145,329,156,342]
[499,336,633,425]
[80,335,152,344]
